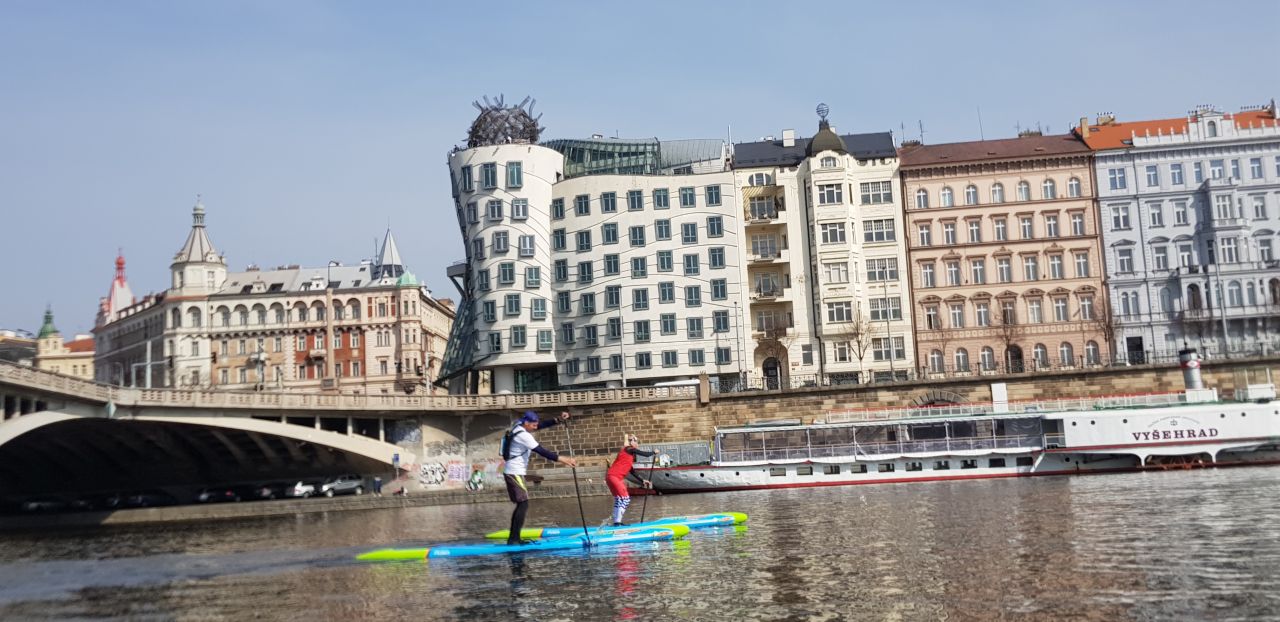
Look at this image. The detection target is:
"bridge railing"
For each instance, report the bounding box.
[1,361,698,413]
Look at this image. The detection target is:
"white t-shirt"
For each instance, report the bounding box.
[503,426,540,476]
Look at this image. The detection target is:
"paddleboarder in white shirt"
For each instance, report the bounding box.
[501,410,577,545]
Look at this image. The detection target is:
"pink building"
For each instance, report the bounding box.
[899,133,1111,375]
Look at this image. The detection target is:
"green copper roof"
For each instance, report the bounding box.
[397,271,419,287]
[37,307,58,339]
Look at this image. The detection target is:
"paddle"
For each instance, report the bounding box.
[559,413,592,547]
[638,450,659,523]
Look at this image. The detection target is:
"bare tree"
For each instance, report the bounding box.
[993,303,1022,372]
[847,314,874,373]
[1093,302,1122,363]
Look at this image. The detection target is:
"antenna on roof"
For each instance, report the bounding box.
[977,106,985,140]
[917,120,925,144]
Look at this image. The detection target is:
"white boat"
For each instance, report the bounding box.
[634,351,1280,494]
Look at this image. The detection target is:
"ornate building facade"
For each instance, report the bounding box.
[899,133,1110,374]
[34,308,95,379]
[93,200,454,395]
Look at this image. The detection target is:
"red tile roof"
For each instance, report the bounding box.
[1077,109,1280,150]
[898,133,1090,167]
[64,338,94,353]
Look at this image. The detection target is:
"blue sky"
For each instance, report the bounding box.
[1,0,1276,335]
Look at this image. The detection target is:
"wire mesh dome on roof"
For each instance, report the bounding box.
[467,95,544,148]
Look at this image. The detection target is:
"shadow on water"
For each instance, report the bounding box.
[1,468,1280,620]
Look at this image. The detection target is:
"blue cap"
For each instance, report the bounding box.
[518,411,539,424]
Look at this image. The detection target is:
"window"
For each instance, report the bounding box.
[924,305,940,329]
[1067,177,1081,197]
[713,310,730,333]
[970,259,986,284]
[688,349,705,366]
[872,336,906,361]
[464,201,478,223]
[680,253,701,275]
[552,228,566,251]
[1231,159,1241,179]
[994,218,1007,241]
[518,234,535,257]
[707,216,724,237]
[825,262,849,283]
[657,250,673,272]
[1260,239,1274,262]
[1214,195,1233,220]
[492,231,509,254]
[631,287,650,311]
[709,247,726,269]
[556,292,571,314]
[634,321,651,343]
[481,162,497,189]
[658,281,675,303]
[1049,254,1064,279]
[1023,255,1039,280]
[942,222,956,245]
[1042,179,1057,199]
[915,188,929,209]
[833,341,850,363]
[1145,165,1159,187]
[954,348,970,372]
[1173,201,1188,225]
[1033,344,1049,368]
[1117,248,1134,273]
[1075,252,1090,277]
[1178,244,1193,268]
[1027,299,1043,324]
[554,260,568,282]
[505,293,521,316]
[1165,164,1183,186]
[679,187,696,208]
[627,190,643,211]
[583,324,598,346]
[945,261,961,286]
[864,219,895,242]
[869,297,901,321]
[1253,196,1267,220]
[686,317,704,338]
[586,356,600,373]
[860,181,893,205]
[561,322,576,345]
[576,230,592,252]
[1111,205,1131,230]
[949,303,965,328]
[601,191,617,213]
[917,224,932,246]
[511,198,528,220]
[659,350,677,368]
[968,219,982,243]
[928,350,944,373]
[821,223,846,244]
[563,359,580,376]
[818,184,843,205]
[1016,181,1031,201]
[551,198,565,219]
[705,185,722,206]
[472,237,485,259]
[716,347,732,365]
[1108,168,1126,190]
[681,222,698,244]
[975,302,990,326]
[506,161,522,188]
[606,317,621,340]
[653,188,669,209]
[488,332,502,353]
[980,347,996,371]
[1221,238,1239,263]
[577,261,594,284]
[536,329,553,351]
[1193,162,1204,183]
[921,263,936,288]
[459,165,473,192]
[654,219,671,240]
[602,223,619,245]
[939,187,954,207]
[866,258,898,281]
[964,185,978,205]
[711,278,727,300]
[821,156,838,168]
[629,226,646,247]
[749,196,777,220]
[1210,159,1225,179]
[632,257,649,278]
[498,262,516,284]
[477,268,491,291]
[525,266,541,288]
[1020,216,1034,239]
[826,301,853,323]
[683,285,702,307]
[991,183,1005,203]
[606,286,621,308]
[610,354,623,371]
[1045,215,1059,238]
[1053,298,1068,322]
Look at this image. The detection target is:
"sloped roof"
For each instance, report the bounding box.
[735,132,895,168]
[379,229,404,268]
[1077,109,1279,150]
[173,200,222,265]
[898,133,1089,167]
[64,338,94,353]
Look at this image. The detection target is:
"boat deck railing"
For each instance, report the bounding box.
[824,392,1188,425]
[717,434,1044,463]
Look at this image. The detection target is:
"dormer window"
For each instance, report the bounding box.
[820,156,838,169]
[1206,120,1218,137]
[748,173,773,186]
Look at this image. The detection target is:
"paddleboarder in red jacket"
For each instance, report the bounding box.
[605,434,658,526]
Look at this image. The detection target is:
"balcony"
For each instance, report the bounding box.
[750,286,789,303]
[1174,261,1280,278]
[749,249,788,264]
[753,326,791,340]
[308,349,326,359]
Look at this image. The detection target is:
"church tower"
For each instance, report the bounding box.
[170,196,227,295]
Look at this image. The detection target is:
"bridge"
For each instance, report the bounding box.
[0,361,697,500]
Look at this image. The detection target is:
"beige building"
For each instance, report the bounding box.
[899,133,1110,374]
[34,308,95,379]
[94,199,455,395]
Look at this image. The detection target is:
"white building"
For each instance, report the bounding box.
[440,99,749,393]
[730,112,914,388]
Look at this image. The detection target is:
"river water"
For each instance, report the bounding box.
[2,467,1279,621]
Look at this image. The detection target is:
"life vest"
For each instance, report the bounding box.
[606,445,636,479]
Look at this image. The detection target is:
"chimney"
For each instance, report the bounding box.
[782,129,796,147]
[1096,113,1116,126]
[1078,117,1090,139]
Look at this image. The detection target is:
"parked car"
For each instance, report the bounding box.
[244,484,284,500]
[124,491,176,508]
[319,474,365,497]
[196,487,241,503]
[21,496,68,513]
[286,481,316,498]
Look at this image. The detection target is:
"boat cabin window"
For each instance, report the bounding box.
[989,458,1006,468]
[796,466,813,476]
[961,459,978,469]
[769,467,787,477]
[823,465,841,475]
[933,460,950,470]
[905,462,923,472]
[877,463,895,473]
[1016,457,1034,467]
[853,464,867,474]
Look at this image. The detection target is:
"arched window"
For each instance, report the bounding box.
[350,302,361,320]
[820,156,838,169]
[220,308,231,327]
[1227,281,1243,306]
[1269,278,1280,306]
[1067,177,1082,198]
[1058,342,1074,366]
[980,347,996,371]
[748,173,773,186]
[1247,281,1257,306]
[170,308,182,328]
[254,307,266,325]
[273,306,285,324]
[1159,287,1172,313]
[929,349,944,373]
[1017,181,1031,201]
[990,183,1005,203]
[915,189,929,209]
[187,307,202,328]
[297,306,309,322]
[954,348,970,372]
[1033,344,1049,368]
[1042,179,1057,200]
[314,305,327,321]
[334,304,345,321]
[238,309,249,326]
[964,185,978,205]
[1085,341,1100,365]
[1207,121,1218,137]
[1187,284,1203,310]
[940,187,954,207]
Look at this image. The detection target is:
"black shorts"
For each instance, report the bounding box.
[504,474,529,503]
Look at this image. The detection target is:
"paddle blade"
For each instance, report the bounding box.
[356,548,429,562]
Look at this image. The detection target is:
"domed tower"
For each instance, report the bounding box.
[443,96,564,393]
[170,196,227,295]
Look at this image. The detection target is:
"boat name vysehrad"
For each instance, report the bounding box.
[1131,428,1219,442]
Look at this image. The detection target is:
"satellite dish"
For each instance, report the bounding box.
[816,103,830,122]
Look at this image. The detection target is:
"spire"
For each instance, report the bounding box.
[376,228,405,280]
[37,306,58,339]
[173,195,223,266]
[99,251,136,325]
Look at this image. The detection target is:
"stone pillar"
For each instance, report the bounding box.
[378,418,385,442]
[493,367,515,394]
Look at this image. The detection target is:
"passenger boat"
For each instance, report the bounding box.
[633,350,1280,494]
